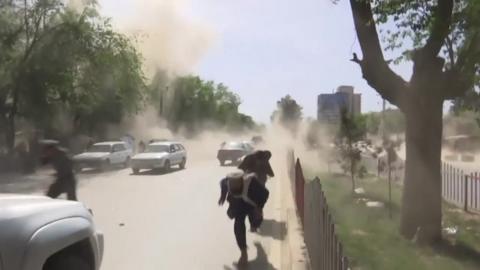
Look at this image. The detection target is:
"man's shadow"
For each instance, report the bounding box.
[257,219,287,241]
[223,242,278,270]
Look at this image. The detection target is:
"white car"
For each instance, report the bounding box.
[73,141,133,171]
[131,141,187,174]
[0,194,103,270]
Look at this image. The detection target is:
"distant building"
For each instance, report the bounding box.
[317,85,361,122]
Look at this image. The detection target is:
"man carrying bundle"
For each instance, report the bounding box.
[218,171,269,266]
[238,150,274,185]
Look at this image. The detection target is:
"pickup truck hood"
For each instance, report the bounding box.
[0,194,93,267]
[132,152,168,160]
[74,152,110,160]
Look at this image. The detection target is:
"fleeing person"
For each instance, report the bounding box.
[218,171,269,266]
[42,143,77,201]
[238,150,274,185]
[237,150,275,232]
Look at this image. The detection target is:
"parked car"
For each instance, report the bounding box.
[73,141,133,171]
[217,141,255,166]
[130,141,187,174]
[0,194,103,270]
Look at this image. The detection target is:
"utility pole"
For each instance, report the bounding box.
[381,98,386,140]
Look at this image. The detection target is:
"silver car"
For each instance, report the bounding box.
[131,141,187,174]
[0,194,103,270]
[73,141,133,171]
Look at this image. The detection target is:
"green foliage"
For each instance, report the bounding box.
[339,110,367,143]
[337,109,367,191]
[373,0,480,68]
[271,95,303,134]
[451,87,480,114]
[364,109,406,136]
[0,0,146,145]
[150,74,255,134]
[317,174,480,270]
[372,0,480,109]
[365,112,381,135]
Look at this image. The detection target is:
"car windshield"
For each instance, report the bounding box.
[87,144,111,153]
[145,144,170,153]
[223,142,244,149]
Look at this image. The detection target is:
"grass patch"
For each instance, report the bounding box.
[308,172,480,270]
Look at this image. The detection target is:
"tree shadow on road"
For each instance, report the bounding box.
[223,242,278,270]
[257,219,287,241]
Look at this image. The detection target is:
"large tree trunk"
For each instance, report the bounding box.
[400,95,443,243]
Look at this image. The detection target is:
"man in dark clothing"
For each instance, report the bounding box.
[238,150,275,232]
[42,144,77,201]
[238,150,274,185]
[218,171,269,266]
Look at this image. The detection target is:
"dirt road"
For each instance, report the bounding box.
[0,160,284,269]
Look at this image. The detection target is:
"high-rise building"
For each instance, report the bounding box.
[353,93,361,115]
[317,86,362,122]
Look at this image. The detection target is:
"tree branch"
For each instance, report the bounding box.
[420,0,454,58]
[445,35,456,68]
[443,31,480,99]
[349,0,408,108]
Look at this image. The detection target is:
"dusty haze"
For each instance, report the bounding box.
[99,0,215,76]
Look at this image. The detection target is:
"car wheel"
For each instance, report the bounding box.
[44,254,91,270]
[164,160,171,172]
[132,168,140,174]
[123,157,131,168]
[179,158,186,169]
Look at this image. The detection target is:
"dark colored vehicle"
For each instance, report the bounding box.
[217,141,254,166]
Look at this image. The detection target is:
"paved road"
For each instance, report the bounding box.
[0,160,285,270]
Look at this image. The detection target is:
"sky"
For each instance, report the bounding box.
[97,0,415,124]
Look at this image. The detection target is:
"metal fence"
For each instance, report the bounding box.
[360,154,480,212]
[442,162,480,211]
[288,151,350,270]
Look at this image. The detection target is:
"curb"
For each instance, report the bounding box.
[281,172,311,270]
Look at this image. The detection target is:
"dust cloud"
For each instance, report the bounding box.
[90,0,328,173]
[119,116,331,178]
[98,0,216,77]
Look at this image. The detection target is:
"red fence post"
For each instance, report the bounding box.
[292,156,350,269]
[295,158,305,225]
